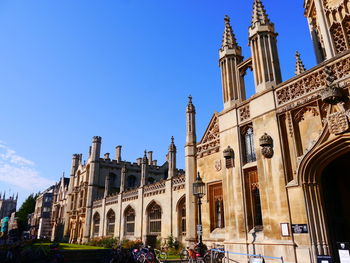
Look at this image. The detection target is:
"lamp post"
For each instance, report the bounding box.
[193,172,206,258]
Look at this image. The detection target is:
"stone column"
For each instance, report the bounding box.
[185,96,197,243]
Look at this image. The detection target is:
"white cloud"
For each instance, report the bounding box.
[0,142,55,192]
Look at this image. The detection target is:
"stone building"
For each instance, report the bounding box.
[184,0,350,262]
[30,186,54,239]
[51,174,70,242]
[62,136,185,245]
[0,192,17,220]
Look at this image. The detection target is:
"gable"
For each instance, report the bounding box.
[196,113,220,158]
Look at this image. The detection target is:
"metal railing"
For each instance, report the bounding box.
[210,248,284,263]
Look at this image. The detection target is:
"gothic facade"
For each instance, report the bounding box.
[184,0,350,262]
[51,136,186,246]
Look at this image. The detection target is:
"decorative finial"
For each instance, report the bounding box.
[187,95,195,113]
[224,15,230,24]
[251,0,271,27]
[295,51,306,75]
[221,14,238,50]
[169,136,176,151]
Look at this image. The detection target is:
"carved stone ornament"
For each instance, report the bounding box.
[320,66,344,105]
[259,133,273,147]
[223,146,234,159]
[259,133,274,158]
[327,111,349,134]
[261,147,274,159]
[214,160,222,171]
[320,86,343,105]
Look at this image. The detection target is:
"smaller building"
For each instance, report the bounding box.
[31,186,54,239]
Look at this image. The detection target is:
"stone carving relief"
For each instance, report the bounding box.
[324,0,343,9]
[239,104,250,122]
[294,106,320,123]
[276,55,350,106]
[214,160,222,171]
[259,133,274,158]
[327,111,350,134]
[196,114,220,158]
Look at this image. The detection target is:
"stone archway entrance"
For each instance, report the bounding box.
[298,134,350,262]
[321,152,350,261]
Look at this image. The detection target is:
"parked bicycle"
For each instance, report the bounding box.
[154,248,168,262]
[180,243,208,263]
[132,245,156,263]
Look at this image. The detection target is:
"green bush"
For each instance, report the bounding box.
[87,236,120,248]
[121,239,143,249]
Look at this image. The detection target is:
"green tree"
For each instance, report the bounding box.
[16,193,38,232]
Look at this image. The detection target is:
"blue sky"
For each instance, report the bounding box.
[0,0,315,206]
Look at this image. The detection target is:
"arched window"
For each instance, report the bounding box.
[244,167,263,230]
[106,210,115,236]
[93,213,100,237]
[125,207,135,235]
[148,203,162,234]
[127,175,136,189]
[178,198,186,236]
[242,126,256,163]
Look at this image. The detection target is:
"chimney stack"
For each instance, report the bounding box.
[148,151,153,165]
[115,146,122,162]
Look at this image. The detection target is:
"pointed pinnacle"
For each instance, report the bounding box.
[295,51,306,75]
[251,0,271,27]
[187,95,195,113]
[221,15,238,49]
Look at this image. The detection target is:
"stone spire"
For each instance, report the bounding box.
[187,95,195,114]
[168,136,177,178]
[141,150,148,186]
[221,15,238,50]
[186,96,196,145]
[169,136,176,152]
[249,0,281,93]
[295,51,306,75]
[251,0,271,27]
[219,15,245,108]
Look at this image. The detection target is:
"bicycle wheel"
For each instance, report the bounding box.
[215,252,225,263]
[203,254,211,263]
[159,251,168,261]
[179,249,189,261]
[137,254,145,263]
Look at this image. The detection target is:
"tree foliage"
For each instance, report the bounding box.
[16,193,38,232]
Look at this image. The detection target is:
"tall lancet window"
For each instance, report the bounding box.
[93,213,100,237]
[209,182,225,231]
[242,125,256,163]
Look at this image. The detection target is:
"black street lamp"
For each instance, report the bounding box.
[193,172,206,257]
